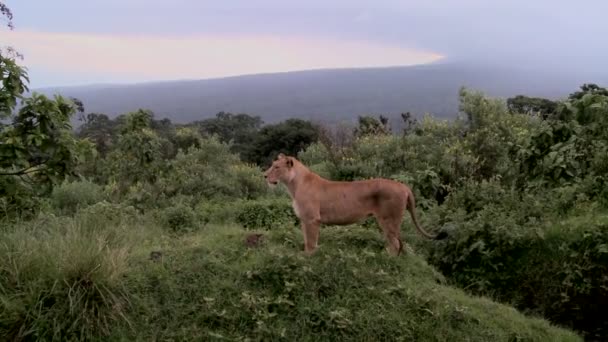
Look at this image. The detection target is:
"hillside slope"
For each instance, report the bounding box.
[34,62,605,125]
[0,208,581,341]
[115,224,581,341]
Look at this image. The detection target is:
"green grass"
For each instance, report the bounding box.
[1,211,581,341]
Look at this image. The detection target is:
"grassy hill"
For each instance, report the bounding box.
[34,62,605,126]
[1,207,581,341]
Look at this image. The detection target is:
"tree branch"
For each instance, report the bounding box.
[0,159,48,176]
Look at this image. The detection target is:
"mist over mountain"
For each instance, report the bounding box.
[33,61,607,126]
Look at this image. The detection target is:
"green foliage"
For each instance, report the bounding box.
[156,137,268,203]
[243,118,320,166]
[195,199,242,225]
[157,202,198,232]
[1,94,95,189]
[354,115,391,137]
[507,95,558,118]
[1,54,94,218]
[79,200,138,224]
[195,111,263,158]
[422,207,608,340]
[0,51,27,118]
[568,83,608,100]
[50,179,104,215]
[235,198,298,230]
[76,113,119,157]
[103,110,167,190]
[172,126,202,152]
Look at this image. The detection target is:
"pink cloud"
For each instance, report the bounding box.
[1,30,444,81]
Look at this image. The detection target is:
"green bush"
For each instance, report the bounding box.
[157,203,199,232]
[195,199,242,225]
[231,163,269,199]
[78,200,138,225]
[50,179,105,215]
[155,138,268,202]
[122,181,164,212]
[235,198,298,230]
[423,206,608,339]
[0,178,43,221]
[298,141,330,166]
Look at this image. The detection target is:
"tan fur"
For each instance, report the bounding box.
[263,153,446,256]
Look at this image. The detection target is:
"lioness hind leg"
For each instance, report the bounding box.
[378,218,402,256]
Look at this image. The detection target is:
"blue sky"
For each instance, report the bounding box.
[2,0,607,87]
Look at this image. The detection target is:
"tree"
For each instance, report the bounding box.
[173,127,202,152]
[196,111,263,158]
[77,113,119,157]
[0,2,22,60]
[354,115,391,137]
[244,118,319,166]
[316,121,355,164]
[0,2,13,29]
[104,110,166,190]
[506,95,558,119]
[0,90,95,215]
[568,83,608,101]
[400,112,418,136]
[0,54,28,119]
[1,33,93,202]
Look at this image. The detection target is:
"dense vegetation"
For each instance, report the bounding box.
[2,4,607,341]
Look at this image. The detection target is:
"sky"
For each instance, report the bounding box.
[1,0,607,88]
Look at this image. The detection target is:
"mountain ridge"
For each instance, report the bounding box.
[32,62,607,125]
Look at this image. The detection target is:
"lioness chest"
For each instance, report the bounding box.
[292,200,302,218]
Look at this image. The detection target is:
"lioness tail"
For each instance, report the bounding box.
[406,190,448,240]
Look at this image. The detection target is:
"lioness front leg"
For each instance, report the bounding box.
[301,219,320,255]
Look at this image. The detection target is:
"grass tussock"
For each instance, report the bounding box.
[0,210,157,341]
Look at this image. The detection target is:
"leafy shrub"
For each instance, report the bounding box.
[235,198,298,230]
[0,178,43,221]
[155,138,268,202]
[122,181,164,212]
[298,141,331,166]
[195,199,242,225]
[78,200,138,225]
[423,207,608,339]
[50,179,104,215]
[230,163,268,199]
[157,203,198,232]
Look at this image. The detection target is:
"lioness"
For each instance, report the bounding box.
[263,153,447,256]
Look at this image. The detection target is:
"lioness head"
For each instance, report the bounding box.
[264,153,295,186]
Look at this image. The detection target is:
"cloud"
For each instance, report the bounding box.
[0,29,444,85]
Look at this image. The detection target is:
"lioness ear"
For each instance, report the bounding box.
[286,157,294,168]
[277,153,286,160]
